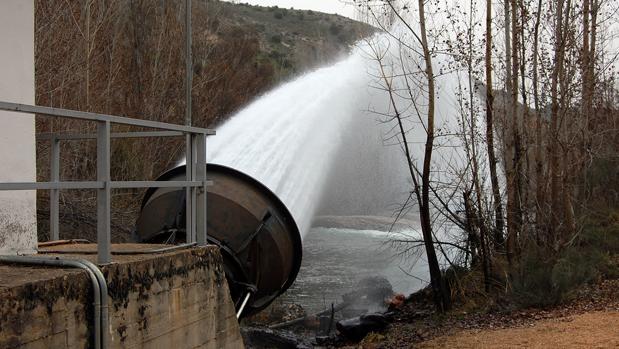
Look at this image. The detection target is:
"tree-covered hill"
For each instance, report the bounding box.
[33,0,373,240]
[215,1,374,81]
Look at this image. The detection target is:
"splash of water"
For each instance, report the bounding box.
[207,34,483,238]
[207,50,378,234]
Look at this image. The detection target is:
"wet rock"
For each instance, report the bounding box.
[314,334,347,347]
[241,327,311,349]
[336,313,390,342]
[318,313,335,336]
[244,301,307,326]
[341,276,394,317]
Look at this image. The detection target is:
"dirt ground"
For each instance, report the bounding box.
[420,311,619,348]
[362,279,619,348]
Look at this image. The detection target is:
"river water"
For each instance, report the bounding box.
[280,225,430,314]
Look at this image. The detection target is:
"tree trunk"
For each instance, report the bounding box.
[85,0,91,111]
[519,0,530,236]
[485,0,505,249]
[549,0,566,248]
[506,0,522,266]
[461,0,492,291]
[418,0,451,311]
[532,0,545,245]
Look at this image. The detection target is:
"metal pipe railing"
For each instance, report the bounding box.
[0,101,213,264]
[39,242,198,255]
[0,102,214,134]
[50,136,60,240]
[0,255,109,349]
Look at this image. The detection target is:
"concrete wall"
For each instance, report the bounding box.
[0,0,37,255]
[0,246,244,348]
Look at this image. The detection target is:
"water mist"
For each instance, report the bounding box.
[207,33,484,241]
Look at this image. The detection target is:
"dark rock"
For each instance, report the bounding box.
[314,335,332,346]
[341,276,394,316]
[318,314,334,336]
[336,313,390,342]
[314,334,348,347]
[244,301,306,326]
[241,327,311,349]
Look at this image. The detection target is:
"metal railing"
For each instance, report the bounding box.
[0,101,214,264]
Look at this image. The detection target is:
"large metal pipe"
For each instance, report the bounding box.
[135,164,302,317]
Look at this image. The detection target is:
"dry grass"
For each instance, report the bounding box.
[420,311,619,348]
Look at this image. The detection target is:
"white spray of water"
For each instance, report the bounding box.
[207,34,486,239]
[207,51,377,234]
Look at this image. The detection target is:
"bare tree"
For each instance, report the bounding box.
[548,0,566,247]
[485,0,505,249]
[416,0,452,311]
[532,0,545,244]
[361,0,454,311]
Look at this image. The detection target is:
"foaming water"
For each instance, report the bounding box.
[320,227,421,239]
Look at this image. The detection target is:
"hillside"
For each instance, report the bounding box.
[215,2,374,81]
[33,0,373,241]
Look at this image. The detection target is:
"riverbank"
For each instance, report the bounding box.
[242,276,619,348]
[354,278,619,348]
[242,218,619,348]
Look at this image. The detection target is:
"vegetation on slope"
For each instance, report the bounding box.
[215,1,373,81]
[33,0,373,240]
[354,0,618,326]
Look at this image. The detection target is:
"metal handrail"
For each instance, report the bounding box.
[0,180,213,190]
[0,101,213,264]
[37,130,186,140]
[0,102,215,134]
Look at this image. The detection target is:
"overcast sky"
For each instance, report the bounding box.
[223,0,358,19]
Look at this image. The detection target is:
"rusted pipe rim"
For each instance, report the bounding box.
[138,163,303,315]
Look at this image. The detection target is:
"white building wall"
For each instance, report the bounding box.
[0,0,37,255]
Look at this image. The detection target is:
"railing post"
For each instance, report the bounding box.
[190,134,197,242]
[204,134,208,244]
[195,133,207,245]
[50,136,60,241]
[185,133,194,243]
[96,121,111,264]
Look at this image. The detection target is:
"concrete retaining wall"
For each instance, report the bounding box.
[0,246,244,348]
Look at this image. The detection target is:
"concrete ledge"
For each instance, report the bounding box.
[0,244,244,348]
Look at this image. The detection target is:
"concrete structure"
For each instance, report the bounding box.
[0,4,247,348]
[0,0,37,255]
[0,3,248,348]
[0,245,244,348]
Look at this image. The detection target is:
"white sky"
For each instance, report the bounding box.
[223,0,358,19]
